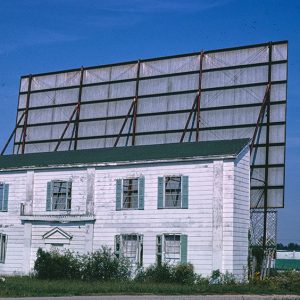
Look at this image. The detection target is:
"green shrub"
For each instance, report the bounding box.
[135,263,197,285]
[80,247,131,281]
[263,271,300,292]
[34,247,131,281]
[173,263,196,285]
[34,248,81,280]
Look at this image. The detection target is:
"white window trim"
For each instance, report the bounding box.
[161,233,182,264]
[163,175,183,209]
[50,180,72,211]
[121,178,140,210]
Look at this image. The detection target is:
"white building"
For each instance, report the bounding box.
[0,139,250,279]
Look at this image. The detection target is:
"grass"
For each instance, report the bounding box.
[0,277,300,297]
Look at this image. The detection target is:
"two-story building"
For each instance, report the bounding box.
[0,139,250,279]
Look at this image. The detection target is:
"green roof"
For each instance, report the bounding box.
[0,139,249,170]
[275,259,300,270]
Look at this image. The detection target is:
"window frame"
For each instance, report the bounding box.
[0,182,8,212]
[0,233,7,263]
[50,180,72,211]
[163,176,182,209]
[122,178,139,210]
[115,234,143,265]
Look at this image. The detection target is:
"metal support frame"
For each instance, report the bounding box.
[250,84,271,154]
[54,105,79,152]
[21,75,33,154]
[113,101,135,147]
[1,111,26,155]
[180,51,205,143]
[131,60,141,146]
[74,67,85,150]
[196,51,205,142]
[262,42,273,250]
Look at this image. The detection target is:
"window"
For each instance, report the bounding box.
[116,178,144,210]
[115,234,143,265]
[157,176,188,209]
[0,183,9,212]
[156,234,187,265]
[0,234,7,263]
[165,176,182,208]
[123,179,139,209]
[47,181,72,211]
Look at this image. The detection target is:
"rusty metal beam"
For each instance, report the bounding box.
[21,75,33,154]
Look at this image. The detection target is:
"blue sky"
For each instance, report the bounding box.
[0,0,299,243]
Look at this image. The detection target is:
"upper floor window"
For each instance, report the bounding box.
[157,176,189,209]
[115,234,143,265]
[116,178,144,210]
[0,183,9,212]
[0,233,7,263]
[46,181,72,211]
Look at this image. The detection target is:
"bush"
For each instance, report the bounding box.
[135,263,197,285]
[34,248,81,280]
[80,247,130,281]
[34,247,131,281]
[263,271,300,292]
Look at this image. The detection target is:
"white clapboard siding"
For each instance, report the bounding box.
[0,148,250,279]
[0,172,27,274]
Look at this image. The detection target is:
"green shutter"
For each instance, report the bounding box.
[116,179,122,211]
[46,181,53,211]
[115,235,121,258]
[157,177,164,209]
[67,181,72,210]
[182,176,189,209]
[138,177,145,210]
[3,184,9,212]
[156,235,162,265]
[0,185,3,211]
[180,234,188,263]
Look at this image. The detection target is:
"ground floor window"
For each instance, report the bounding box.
[115,234,143,265]
[0,233,7,263]
[156,234,187,265]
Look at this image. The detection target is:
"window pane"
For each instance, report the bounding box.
[164,235,180,263]
[51,181,71,210]
[165,177,181,208]
[123,179,139,209]
[122,235,138,263]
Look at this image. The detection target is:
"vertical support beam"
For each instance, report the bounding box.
[262,42,273,250]
[21,75,33,154]
[196,51,205,142]
[74,67,85,150]
[132,60,141,146]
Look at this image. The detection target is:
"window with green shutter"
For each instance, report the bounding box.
[0,233,7,263]
[158,176,189,209]
[158,234,187,264]
[0,183,9,212]
[46,180,72,211]
[116,177,144,210]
